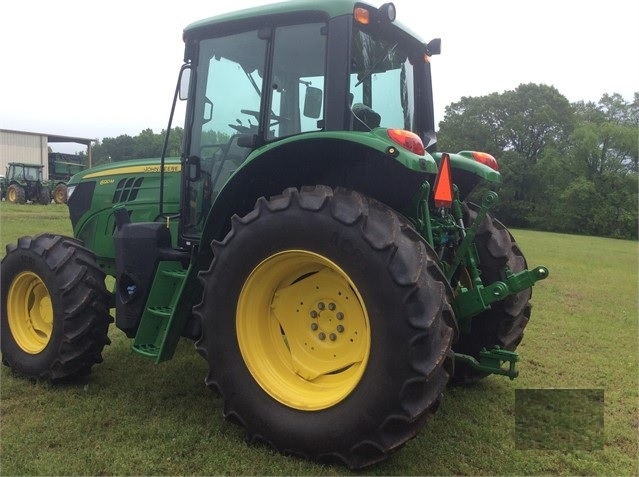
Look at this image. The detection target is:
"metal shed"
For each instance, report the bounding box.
[0,129,95,178]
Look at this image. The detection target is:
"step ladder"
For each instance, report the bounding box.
[132,261,190,363]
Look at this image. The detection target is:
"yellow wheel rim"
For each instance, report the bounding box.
[7,271,54,354]
[54,188,66,203]
[237,250,370,411]
[7,187,16,203]
[455,267,473,294]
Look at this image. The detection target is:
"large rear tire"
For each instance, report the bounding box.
[38,187,51,205]
[6,184,25,204]
[195,186,455,468]
[451,202,532,384]
[1,234,112,381]
[53,183,67,204]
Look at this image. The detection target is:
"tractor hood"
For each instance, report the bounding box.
[66,157,182,274]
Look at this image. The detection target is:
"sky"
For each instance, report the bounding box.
[1,0,637,154]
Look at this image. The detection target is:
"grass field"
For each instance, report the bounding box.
[0,202,637,476]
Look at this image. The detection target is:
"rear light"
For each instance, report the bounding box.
[471,151,499,171]
[387,129,425,156]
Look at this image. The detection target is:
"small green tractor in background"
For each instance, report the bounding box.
[1,1,548,469]
[1,162,51,204]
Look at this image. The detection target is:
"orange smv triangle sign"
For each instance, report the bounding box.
[433,153,454,208]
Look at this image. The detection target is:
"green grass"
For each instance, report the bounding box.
[0,203,637,475]
[0,202,72,249]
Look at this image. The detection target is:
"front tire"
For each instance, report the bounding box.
[1,234,112,381]
[195,186,455,468]
[451,202,532,384]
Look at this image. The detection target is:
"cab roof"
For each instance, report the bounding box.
[184,0,360,33]
[183,0,424,44]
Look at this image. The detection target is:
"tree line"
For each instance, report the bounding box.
[437,85,637,239]
[82,84,638,239]
[85,127,184,164]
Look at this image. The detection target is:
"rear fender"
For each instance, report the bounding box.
[432,151,501,199]
[199,131,437,247]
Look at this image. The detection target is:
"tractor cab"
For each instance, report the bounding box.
[175,1,441,243]
[7,163,44,183]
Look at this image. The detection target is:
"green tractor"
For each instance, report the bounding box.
[1,1,548,469]
[2,162,51,205]
[48,152,89,204]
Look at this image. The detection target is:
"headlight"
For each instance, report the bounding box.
[66,185,76,200]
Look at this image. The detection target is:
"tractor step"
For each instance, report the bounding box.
[132,262,189,363]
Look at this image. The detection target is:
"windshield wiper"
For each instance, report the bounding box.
[244,68,262,97]
[355,43,398,87]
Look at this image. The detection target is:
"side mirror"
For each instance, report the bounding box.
[303,87,323,119]
[426,38,441,56]
[179,66,191,100]
[203,98,213,124]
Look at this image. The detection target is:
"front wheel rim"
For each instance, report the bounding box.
[7,271,54,353]
[237,250,371,411]
[55,188,65,203]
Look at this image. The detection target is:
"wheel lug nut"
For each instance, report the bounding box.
[318,302,325,310]
[311,323,318,331]
[310,310,318,318]
[329,333,337,341]
[318,332,326,340]
[336,312,344,320]
[328,302,336,310]
[336,325,344,333]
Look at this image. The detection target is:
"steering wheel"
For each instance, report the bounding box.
[240,109,288,128]
[240,109,260,120]
[228,123,253,134]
